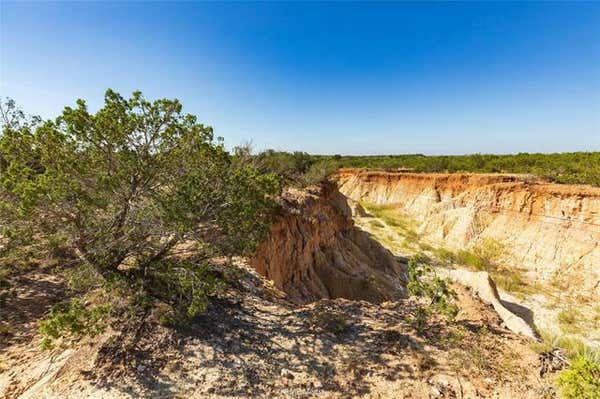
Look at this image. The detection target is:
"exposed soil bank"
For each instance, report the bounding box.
[336,169,600,302]
[250,183,406,304]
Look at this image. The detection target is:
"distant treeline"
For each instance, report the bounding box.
[255,151,600,187]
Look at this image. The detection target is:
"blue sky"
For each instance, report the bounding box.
[1,1,599,155]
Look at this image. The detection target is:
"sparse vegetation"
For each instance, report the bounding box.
[361,203,421,248]
[432,247,456,265]
[556,356,600,399]
[406,253,458,320]
[532,329,600,398]
[454,238,503,271]
[369,220,385,229]
[455,249,487,270]
[533,331,600,362]
[558,308,584,335]
[39,299,111,349]
[492,269,531,295]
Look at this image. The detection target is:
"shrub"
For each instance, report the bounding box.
[407,254,458,319]
[39,299,111,349]
[1,92,280,340]
[556,355,600,399]
[1,91,279,277]
[254,150,339,187]
[150,259,226,318]
[299,160,339,186]
[313,152,600,187]
[473,238,503,265]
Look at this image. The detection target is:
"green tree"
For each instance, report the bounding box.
[1,90,279,315]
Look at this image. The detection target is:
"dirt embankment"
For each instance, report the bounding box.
[335,169,600,301]
[1,181,559,398]
[250,183,406,304]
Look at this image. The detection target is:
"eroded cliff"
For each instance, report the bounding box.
[336,169,600,301]
[250,182,406,304]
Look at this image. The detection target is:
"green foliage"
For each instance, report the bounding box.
[534,330,600,363]
[314,152,600,187]
[411,305,431,334]
[299,159,339,186]
[150,259,226,318]
[432,247,456,265]
[473,238,503,264]
[39,299,111,349]
[1,91,279,274]
[556,356,600,399]
[254,149,339,187]
[1,92,280,340]
[455,239,503,271]
[455,249,486,270]
[407,254,458,319]
[255,150,314,183]
[492,269,530,295]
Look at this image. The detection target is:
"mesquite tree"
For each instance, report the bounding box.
[0,91,279,310]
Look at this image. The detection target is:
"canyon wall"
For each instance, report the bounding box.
[250,182,406,304]
[336,169,600,300]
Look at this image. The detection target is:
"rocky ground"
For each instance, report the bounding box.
[1,261,558,399]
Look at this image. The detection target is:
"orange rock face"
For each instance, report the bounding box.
[250,182,406,304]
[336,169,600,300]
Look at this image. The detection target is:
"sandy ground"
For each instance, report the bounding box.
[1,261,558,398]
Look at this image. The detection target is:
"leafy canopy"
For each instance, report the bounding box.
[0,91,280,322]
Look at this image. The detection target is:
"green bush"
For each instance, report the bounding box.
[455,249,486,270]
[455,239,503,271]
[39,299,111,349]
[150,259,226,318]
[407,254,458,319]
[299,160,339,186]
[556,355,600,399]
[1,92,280,341]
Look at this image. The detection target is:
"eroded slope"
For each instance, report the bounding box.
[250,183,406,304]
[336,169,600,344]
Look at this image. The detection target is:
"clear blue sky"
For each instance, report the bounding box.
[1,1,599,155]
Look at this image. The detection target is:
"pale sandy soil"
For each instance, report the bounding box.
[1,262,557,398]
[353,206,600,350]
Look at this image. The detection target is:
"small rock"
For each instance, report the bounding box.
[136,365,146,372]
[280,368,294,380]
